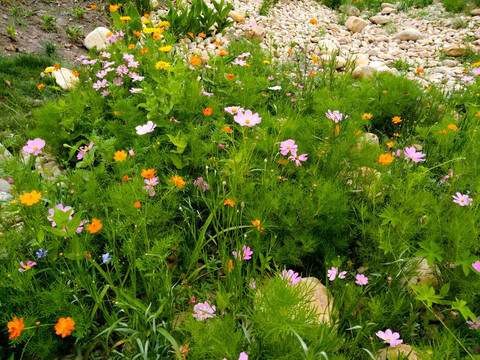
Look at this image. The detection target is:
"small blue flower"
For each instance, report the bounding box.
[102,253,112,264]
[36,248,48,259]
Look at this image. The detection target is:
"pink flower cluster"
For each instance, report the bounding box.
[327,267,347,281]
[280,139,308,166]
[143,177,158,197]
[232,245,253,261]
[279,269,301,285]
[376,329,403,347]
[326,110,347,123]
[233,109,262,127]
[193,301,216,321]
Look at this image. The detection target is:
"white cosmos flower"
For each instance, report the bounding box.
[136,121,157,135]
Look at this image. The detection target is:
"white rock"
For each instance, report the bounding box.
[228,11,245,23]
[316,39,341,55]
[245,25,267,40]
[0,178,11,193]
[345,16,368,33]
[471,9,480,16]
[83,27,111,50]
[299,277,333,324]
[53,68,79,91]
[369,15,390,25]
[381,7,397,14]
[352,65,374,79]
[396,28,423,41]
[376,344,419,360]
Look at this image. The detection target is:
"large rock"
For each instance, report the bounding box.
[443,45,472,57]
[357,133,380,147]
[381,2,395,8]
[83,27,111,50]
[350,53,369,67]
[396,28,423,41]
[381,7,397,14]
[0,143,12,163]
[376,344,419,360]
[245,25,266,41]
[339,4,361,16]
[345,16,368,33]
[471,8,480,16]
[352,65,374,79]
[54,68,79,91]
[402,257,439,288]
[316,39,341,55]
[299,277,332,324]
[0,178,11,193]
[318,55,346,69]
[228,11,245,23]
[370,15,390,25]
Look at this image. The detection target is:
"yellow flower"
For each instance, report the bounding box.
[155,61,171,70]
[475,110,480,118]
[392,116,402,124]
[362,113,372,120]
[312,55,318,64]
[159,45,172,52]
[87,218,102,234]
[120,16,131,23]
[142,28,154,34]
[393,133,400,138]
[158,21,170,28]
[109,4,119,12]
[141,19,151,24]
[114,150,127,162]
[386,142,394,148]
[447,124,458,131]
[170,175,186,188]
[378,153,394,165]
[19,190,41,206]
[44,68,54,73]
[263,60,270,64]
[471,61,480,67]
[251,219,264,232]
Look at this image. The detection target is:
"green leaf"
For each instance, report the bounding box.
[414,240,443,265]
[411,283,443,308]
[454,250,478,276]
[451,298,476,320]
[166,131,188,154]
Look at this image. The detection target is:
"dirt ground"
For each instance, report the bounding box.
[0,0,111,63]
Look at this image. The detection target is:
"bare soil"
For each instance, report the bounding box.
[0,0,111,63]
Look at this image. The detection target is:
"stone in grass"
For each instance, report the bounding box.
[245,25,267,41]
[299,277,333,324]
[228,10,245,23]
[0,178,11,193]
[315,39,341,56]
[42,67,79,91]
[339,4,361,17]
[317,55,346,69]
[83,27,111,50]
[471,8,480,16]
[370,15,390,25]
[345,16,368,33]
[352,65,375,79]
[381,7,397,14]
[357,133,380,148]
[0,143,12,163]
[376,344,419,360]
[395,28,423,41]
[443,45,474,57]
[401,257,439,289]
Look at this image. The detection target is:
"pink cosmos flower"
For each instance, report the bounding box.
[23,138,45,155]
[136,120,157,135]
[396,149,403,158]
[116,65,129,76]
[130,88,143,93]
[280,139,297,156]
[440,169,454,183]
[249,278,256,289]
[326,110,345,123]
[113,77,124,86]
[96,69,108,78]
[238,352,248,360]
[404,146,426,162]
[376,329,403,347]
[238,52,250,59]
[128,60,139,68]
[288,150,308,166]
[190,296,196,303]
[129,149,135,157]
[103,61,115,69]
[129,73,144,82]
[233,245,253,261]
[82,59,98,65]
[234,110,261,127]
[93,79,108,91]
[472,68,480,76]
[327,267,338,281]
[193,301,216,321]
[193,177,210,192]
[101,89,109,97]
[244,21,256,29]
[200,88,213,96]
[76,55,87,62]
[472,261,480,273]
[18,261,37,272]
[77,142,94,160]
[355,274,368,285]
[47,204,73,227]
[279,269,301,285]
[338,271,347,279]
[467,317,480,330]
[461,76,474,83]
[143,177,158,197]
[233,58,247,66]
[225,106,244,115]
[452,192,473,206]
[123,53,134,63]
[101,51,111,58]
[8,178,13,183]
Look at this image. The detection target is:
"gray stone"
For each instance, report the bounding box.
[245,25,266,41]
[0,179,11,193]
[352,65,374,79]
[228,11,245,23]
[370,15,390,25]
[396,28,423,41]
[0,192,13,202]
[471,8,480,16]
[83,27,111,50]
[339,4,361,16]
[345,16,368,33]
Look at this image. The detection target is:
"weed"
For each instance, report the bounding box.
[384,21,398,34]
[40,14,56,32]
[43,41,58,59]
[64,25,84,42]
[259,0,272,16]
[392,58,411,71]
[72,7,86,20]
[7,23,16,41]
[452,17,467,29]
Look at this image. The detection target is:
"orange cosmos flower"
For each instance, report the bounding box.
[37,83,45,90]
[214,41,222,46]
[122,175,132,182]
[55,317,75,338]
[144,13,152,18]
[110,4,119,11]
[392,116,402,124]
[141,168,157,179]
[87,218,102,234]
[438,129,447,134]
[170,175,186,188]
[222,126,233,133]
[416,68,424,73]
[141,48,149,54]
[362,113,372,120]
[7,317,24,340]
[87,4,97,10]
[393,133,400,137]
[309,18,318,25]
[128,44,135,49]
[251,219,264,232]
[187,32,194,38]
[153,32,161,40]
[310,72,316,77]
[382,90,388,94]
[54,64,60,71]
[203,107,213,116]
[312,55,318,64]
[288,49,293,54]
[379,153,394,165]
[386,142,394,148]
[71,70,79,77]
[475,110,480,117]
[447,124,458,131]
[218,50,228,56]
[198,33,206,38]
[133,30,141,37]
[114,150,127,162]
[190,56,201,66]
[134,202,141,208]
[19,190,41,206]
[225,73,234,79]
[224,199,234,207]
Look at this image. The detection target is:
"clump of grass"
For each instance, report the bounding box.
[40,14,56,32]
[64,25,83,42]
[72,7,86,20]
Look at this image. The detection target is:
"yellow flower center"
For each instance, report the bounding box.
[461,199,465,202]
[232,108,237,112]
[411,155,415,159]
[386,338,391,342]
[85,147,90,151]
[245,119,250,124]
[25,266,31,270]
[201,311,206,315]
[286,146,290,149]
[33,147,38,150]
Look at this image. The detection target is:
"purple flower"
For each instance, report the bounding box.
[102,253,112,263]
[327,267,338,281]
[467,317,480,330]
[232,58,247,66]
[234,110,261,127]
[355,274,368,285]
[279,269,301,285]
[101,89,109,97]
[280,139,297,156]
[452,192,473,206]
[93,79,108,91]
[193,301,216,321]
[113,77,124,86]
[376,329,403,347]
[440,168,453,183]
[291,98,296,102]
[325,110,345,123]
[36,248,48,259]
[193,177,210,192]
[249,278,256,289]
[338,271,347,279]
[18,261,37,272]
[77,141,94,160]
[288,150,308,167]
[404,146,426,162]
[130,88,143,93]
[473,261,480,273]
[8,177,13,183]
[232,245,253,261]
[136,120,156,135]
[472,68,480,76]
[129,149,135,156]
[143,177,158,197]
[23,138,45,155]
